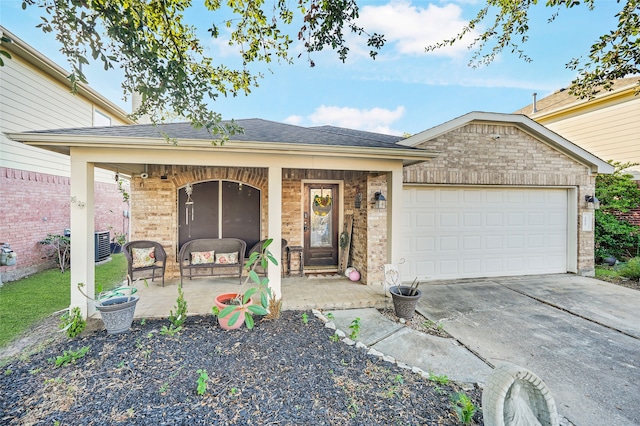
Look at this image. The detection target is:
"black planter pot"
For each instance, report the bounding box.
[389,286,422,320]
[110,243,122,254]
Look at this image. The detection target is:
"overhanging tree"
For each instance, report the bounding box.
[426,0,640,99]
[10,0,639,134]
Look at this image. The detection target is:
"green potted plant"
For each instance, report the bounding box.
[214,239,279,330]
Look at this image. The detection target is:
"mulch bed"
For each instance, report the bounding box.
[0,311,483,425]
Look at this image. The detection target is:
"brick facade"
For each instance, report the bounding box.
[0,167,129,282]
[129,166,379,281]
[122,123,600,284]
[403,124,597,276]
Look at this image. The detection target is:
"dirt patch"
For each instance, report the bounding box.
[0,311,483,425]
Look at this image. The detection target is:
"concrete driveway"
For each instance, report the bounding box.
[416,274,640,426]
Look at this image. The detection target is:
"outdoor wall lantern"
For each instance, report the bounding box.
[585,195,600,210]
[354,190,362,209]
[373,192,387,209]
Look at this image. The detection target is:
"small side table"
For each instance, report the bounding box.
[287,246,304,277]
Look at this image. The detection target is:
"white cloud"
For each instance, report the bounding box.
[357,0,477,57]
[284,115,303,125]
[305,105,406,135]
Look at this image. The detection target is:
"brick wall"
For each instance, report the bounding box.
[130,166,375,281]
[0,167,128,282]
[404,123,597,276]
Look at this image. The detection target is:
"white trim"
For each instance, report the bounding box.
[567,187,578,274]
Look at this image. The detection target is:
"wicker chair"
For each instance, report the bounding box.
[122,240,167,287]
[247,239,288,277]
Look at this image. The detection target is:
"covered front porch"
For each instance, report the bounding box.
[127,274,388,319]
[11,119,435,319]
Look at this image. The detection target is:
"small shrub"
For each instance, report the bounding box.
[50,345,91,367]
[196,369,209,396]
[348,317,361,340]
[39,233,71,273]
[451,392,477,425]
[168,284,187,328]
[618,257,640,281]
[59,307,86,338]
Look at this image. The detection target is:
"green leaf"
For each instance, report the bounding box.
[228,310,241,326]
[219,305,237,319]
[247,305,267,316]
[244,312,255,329]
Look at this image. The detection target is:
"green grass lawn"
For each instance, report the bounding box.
[0,254,127,348]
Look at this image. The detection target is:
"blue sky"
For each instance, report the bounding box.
[1,0,622,135]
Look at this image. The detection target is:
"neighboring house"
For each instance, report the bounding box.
[513,76,640,226]
[0,26,134,282]
[8,112,613,316]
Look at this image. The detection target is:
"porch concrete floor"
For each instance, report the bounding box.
[126,275,388,319]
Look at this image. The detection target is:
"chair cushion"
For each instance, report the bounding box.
[191,250,215,265]
[215,252,238,264]
[132,247,156,268]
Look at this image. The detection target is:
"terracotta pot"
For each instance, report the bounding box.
[214,293,247,330]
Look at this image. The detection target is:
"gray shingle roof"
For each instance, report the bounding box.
[24,118,416,150]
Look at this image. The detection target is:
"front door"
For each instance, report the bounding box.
[304,184,339,267]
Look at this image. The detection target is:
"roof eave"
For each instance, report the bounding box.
[7,133,438,165]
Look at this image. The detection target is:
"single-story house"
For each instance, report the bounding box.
[8,111,613,317]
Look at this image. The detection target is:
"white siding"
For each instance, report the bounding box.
[0,52,127,182]
[544,98,640,166]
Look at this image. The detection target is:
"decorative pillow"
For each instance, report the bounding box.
[191,250,215,265]
[215,252,238,264]
[132,247,156,269]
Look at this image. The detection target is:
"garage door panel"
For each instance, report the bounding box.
[440,213,458,227]
[402,187,568,281]
[463,235,482,250]
[528,234,545,248]
[416,212,436,228]
[439,236,459,251]
[528,212,545,226]
[415,188,436,204]
[463,212,482,227]
[486,212,504,227]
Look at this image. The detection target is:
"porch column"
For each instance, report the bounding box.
[387,169,404,266]
[268,166,283,299]
[70,153,96,318]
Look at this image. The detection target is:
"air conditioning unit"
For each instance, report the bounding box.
[95,231,110,262]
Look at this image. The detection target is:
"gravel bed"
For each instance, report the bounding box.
[0,311,483,425]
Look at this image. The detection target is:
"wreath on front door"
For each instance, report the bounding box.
[313,194,332,216]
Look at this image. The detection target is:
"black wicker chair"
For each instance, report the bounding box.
[122,240,167,287]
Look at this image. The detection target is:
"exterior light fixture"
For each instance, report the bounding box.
[374,192,387,209]
[585,195,600,210]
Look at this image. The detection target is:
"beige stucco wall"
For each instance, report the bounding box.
[403,123,597,276]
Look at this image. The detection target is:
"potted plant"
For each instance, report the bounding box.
[389,278,422,320]
[77,275,140,334]
[110,231,127,254]
[214,239,278,330]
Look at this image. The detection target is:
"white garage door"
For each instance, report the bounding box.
[400,187,568,282]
